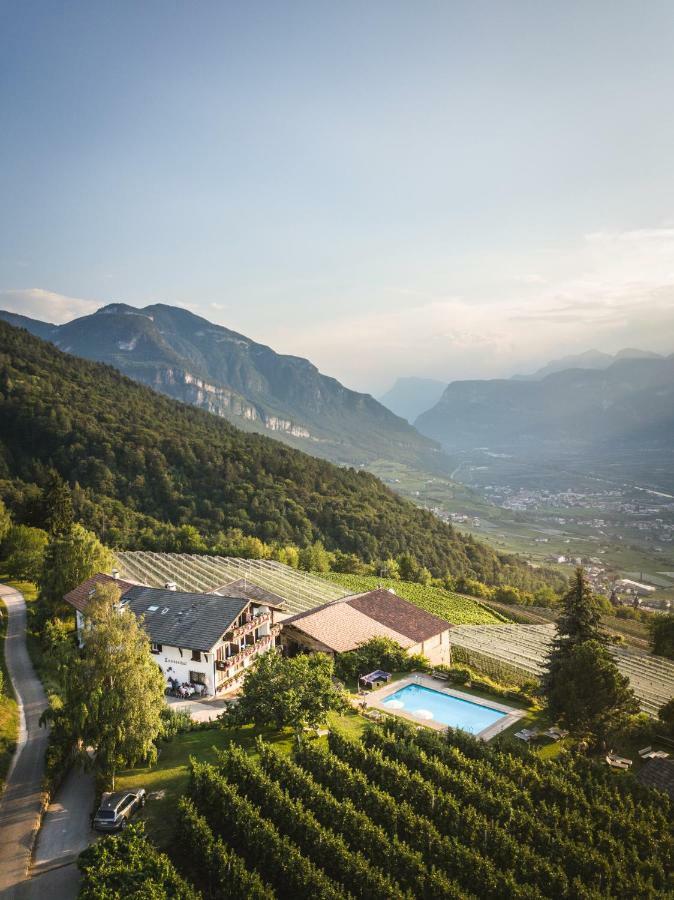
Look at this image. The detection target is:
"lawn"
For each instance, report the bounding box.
[0,596,19,790]
[116,708,367,847]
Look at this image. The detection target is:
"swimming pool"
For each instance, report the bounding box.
[382,683,507,733]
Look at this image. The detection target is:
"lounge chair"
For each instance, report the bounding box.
[431,670,449,681]
[638,746,670,759]
[542,726,569,741]
[606,754,632,769]
[514,728,538,743]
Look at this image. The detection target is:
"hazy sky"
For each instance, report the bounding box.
[2,1,674,394]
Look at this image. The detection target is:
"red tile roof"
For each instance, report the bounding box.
[347,588,452,643]
[282,588,451,653]
[63,573,135,613]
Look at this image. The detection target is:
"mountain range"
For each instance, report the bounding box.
[415,354,674,456]
[511,347,664,381]
[0,304,439,471]
[379,377,447,423]
[0,317,558,590]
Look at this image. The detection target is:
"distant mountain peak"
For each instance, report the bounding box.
[513,347,663,381]
[0,302,439,470]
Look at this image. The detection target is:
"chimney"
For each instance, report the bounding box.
[111,569,120,579]
[165,581,177,591]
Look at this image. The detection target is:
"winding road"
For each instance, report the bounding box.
[0,585,50,899]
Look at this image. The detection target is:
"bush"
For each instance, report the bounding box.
[78,822,198,899]
[334,637,429,682]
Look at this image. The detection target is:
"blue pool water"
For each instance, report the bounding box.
[382,684,506,733]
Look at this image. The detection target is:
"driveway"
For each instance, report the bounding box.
[166,694,227,722]
[0,585,50,899]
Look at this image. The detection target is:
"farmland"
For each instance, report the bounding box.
[92,719,674,899]
[450,623,674,716]
[322,573,506,625]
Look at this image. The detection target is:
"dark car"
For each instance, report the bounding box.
[92,788,147,832]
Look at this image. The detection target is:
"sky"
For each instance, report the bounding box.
[2,1,674,394]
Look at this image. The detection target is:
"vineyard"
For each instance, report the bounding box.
[450,623,674,716]
[116,552,348,615]
[322,573,506,625]
[141,718,674,900]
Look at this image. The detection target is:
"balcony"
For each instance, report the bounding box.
[216,625,281,681]
[226,611,272,643]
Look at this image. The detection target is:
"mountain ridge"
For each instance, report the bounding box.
[0,318,559,591]
[415,354,674,456]
[0,304,439,470]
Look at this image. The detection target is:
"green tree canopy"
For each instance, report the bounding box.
[543,567,607,701]
[545,640,639,743]
[649,614,674,660]
[1,524,48,581]
[51,583,166,788]
[78,823,198,899]
[40,523,115,611]
[231,651,346,743]
[43,470,74,537]
[0,498,11,544]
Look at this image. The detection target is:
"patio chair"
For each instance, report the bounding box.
[606,754,632,769]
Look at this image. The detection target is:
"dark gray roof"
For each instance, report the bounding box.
[216,578,286,609]
[123,586,249,652]
[636,758,674,799]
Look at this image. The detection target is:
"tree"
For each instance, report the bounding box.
[649,614,674,660]
[397,553,420,582]
[0,498,11,545]
[2,524,48,581]
[334,636,428,682]
[298,541,331,573]
[543,567,607,700]
[231,651,346,745]
[43,471,74,537]
[494,585,522,605]
[545,640,639,743]
[52,583,166,788]
[40,524,115,611]
[658,697,674,737]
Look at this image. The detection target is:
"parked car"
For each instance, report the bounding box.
[92,788,147,832]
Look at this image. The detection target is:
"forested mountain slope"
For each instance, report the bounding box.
[0,304,438,470]
[0,321,552,586]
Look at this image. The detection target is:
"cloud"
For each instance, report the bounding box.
[0,288,101,323]
[267,224,674,391]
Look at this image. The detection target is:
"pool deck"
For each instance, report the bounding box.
[361,673,525,741]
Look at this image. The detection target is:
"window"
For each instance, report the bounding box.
[190,670,206,685]
[150,642,162,654]
[191,649,201,662]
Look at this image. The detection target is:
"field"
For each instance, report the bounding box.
[149,718,673,899]
[117,552,347,615]
[450,623,674,716]
[116,710,366,848]
[321,573,507,625]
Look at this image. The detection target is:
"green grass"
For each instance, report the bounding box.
[116,709,366,848]
[0,596,19,790]
[320,573,506,625]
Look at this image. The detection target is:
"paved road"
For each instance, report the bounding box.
[0,585,49,900]
[32,768,94,873]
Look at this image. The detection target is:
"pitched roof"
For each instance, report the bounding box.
[282,588,451,654]
[284,601,416,653]
[216,578,286,609]
[636,758,674,799]
[122,586,249,652]
[347,589,452,643]
[63,573,135,613]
